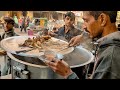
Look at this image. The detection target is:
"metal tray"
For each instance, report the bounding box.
[1,36,74,57]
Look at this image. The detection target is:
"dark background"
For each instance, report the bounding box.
[0,0,119,10]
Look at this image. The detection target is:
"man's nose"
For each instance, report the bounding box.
[82,24,89,32]
[82,22,86,28]
[83,26,87,30]
[67,19,71,23]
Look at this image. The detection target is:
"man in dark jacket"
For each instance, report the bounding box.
[45,11,120,79]
[0,17,16,76]
[53,12,82,42]
[0,17,15,40]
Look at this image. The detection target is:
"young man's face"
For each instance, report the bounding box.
[64,16,75,27]
[4,22,13,31]
[82,12,103,39]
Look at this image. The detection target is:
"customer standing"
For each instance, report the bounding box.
[0,17,16,76]
[20,16,27,32]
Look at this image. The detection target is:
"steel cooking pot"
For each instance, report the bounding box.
[7,46,94,79]
[1,35,94,79]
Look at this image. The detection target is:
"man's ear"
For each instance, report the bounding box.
[99,13,107,27]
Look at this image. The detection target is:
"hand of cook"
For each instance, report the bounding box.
[69,34,83,47]
[45,57,73,79]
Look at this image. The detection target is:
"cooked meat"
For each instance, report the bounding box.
[20,35,69,53]
[21,35,51,48]
[42,35,51,40]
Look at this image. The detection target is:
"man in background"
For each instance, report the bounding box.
[0,17,15,76]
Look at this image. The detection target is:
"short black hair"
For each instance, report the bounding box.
[4,17,15,25]
[88,11,117,23]
[64,11,75,21]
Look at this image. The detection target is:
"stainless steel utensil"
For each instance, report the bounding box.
[38,53,64,63]
[58,46,73,52]
[38,55,48,62]
[15,48,36,54]
[56,53,64,60]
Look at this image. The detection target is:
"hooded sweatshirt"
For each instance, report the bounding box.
[92,31,120,79]
[67,31,120,79]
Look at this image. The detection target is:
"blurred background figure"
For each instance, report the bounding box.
[48,27,58,37]
[34,19,40,26]
[20,11,28,32]
[42,28,49,36]
[18,17,23,29]
[37,28,49,36]
[27,27,34,36]
[26,16,30,27]
[0,16,5,29]
[13,14,19,28]
[20,17,27,32]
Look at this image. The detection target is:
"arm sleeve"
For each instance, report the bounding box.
[92,54,112,79]
[66,72,79,79]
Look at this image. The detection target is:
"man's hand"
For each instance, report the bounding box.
[45,58,73,79]
[69,34,83,47]
[48,31,57,37]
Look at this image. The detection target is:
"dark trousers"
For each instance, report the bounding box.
[71,63,94,79]
[71,66,87,79]
[20,25,26,32]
